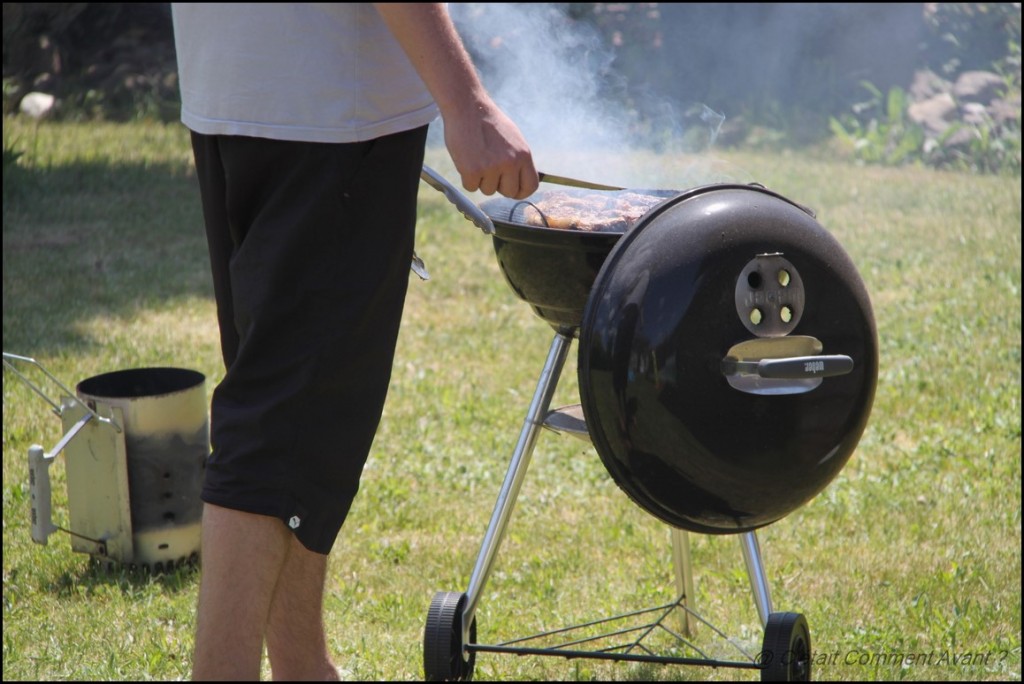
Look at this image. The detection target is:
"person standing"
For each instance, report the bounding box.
[171,4,538,679]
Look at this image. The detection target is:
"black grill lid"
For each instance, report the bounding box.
[578,184,878,533]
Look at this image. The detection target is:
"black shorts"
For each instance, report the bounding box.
[190,126,428,554]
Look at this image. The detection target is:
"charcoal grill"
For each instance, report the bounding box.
[419,166,877,681]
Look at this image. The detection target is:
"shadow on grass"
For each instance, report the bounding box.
[48,556,200,597]
[2,158,211,359]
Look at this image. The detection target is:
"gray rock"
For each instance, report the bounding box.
[908,93,957,134]
[909,69,948,101]
[987,96,1021,124]
[960,102,989,126]
[953,71,1005,104]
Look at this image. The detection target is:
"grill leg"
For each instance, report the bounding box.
[463,331,573,641]
[670,528,695,637]
[740,531,774,627]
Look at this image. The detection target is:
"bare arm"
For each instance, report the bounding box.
[373,3,538,199]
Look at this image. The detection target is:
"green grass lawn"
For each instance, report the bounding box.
[2,118,1020,681]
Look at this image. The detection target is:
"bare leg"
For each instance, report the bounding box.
[192,503,291,681]
[265,536,340,681]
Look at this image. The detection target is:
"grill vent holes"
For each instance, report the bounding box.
[161,472,175,503]
[735,254,806,337]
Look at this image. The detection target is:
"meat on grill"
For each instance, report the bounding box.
[519,191,665,232]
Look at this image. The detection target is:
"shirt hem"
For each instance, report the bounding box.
[180,106,439,143]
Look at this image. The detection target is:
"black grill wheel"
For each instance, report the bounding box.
[424,591,477,681]
[761,611,811,681]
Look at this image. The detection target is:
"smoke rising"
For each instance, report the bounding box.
[443,3,742,189]
[435,3,928,190]
[452,4,613,149]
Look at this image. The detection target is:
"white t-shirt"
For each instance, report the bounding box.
[171,3,439,143]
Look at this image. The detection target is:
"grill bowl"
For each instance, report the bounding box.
[484,189,676,332]
[490,222,622,332]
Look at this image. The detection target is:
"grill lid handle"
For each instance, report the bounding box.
[721,354,854,379]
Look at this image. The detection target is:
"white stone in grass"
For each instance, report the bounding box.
[20,92,55,119]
